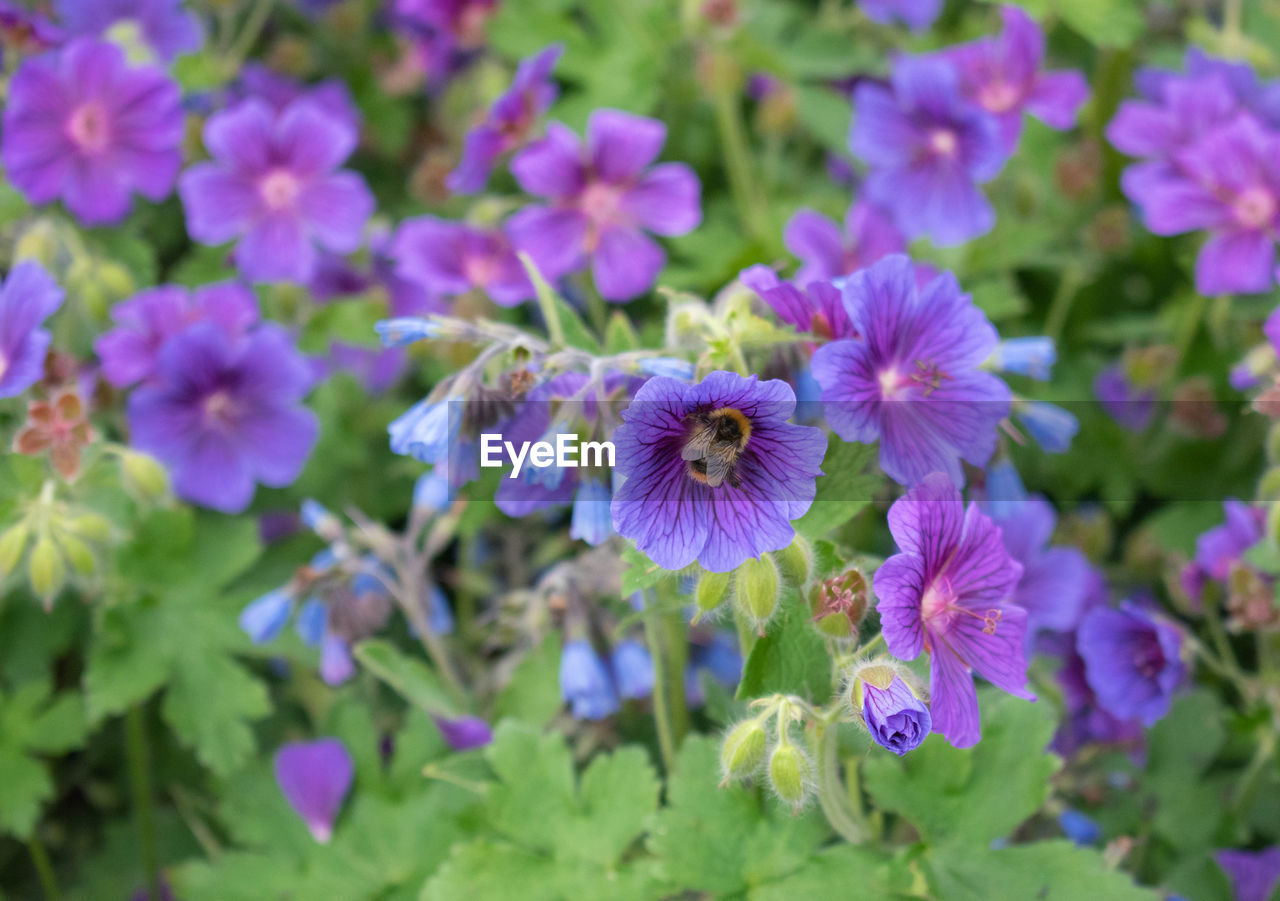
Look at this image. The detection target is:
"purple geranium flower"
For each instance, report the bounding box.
[873,472,1032,748]
[740,264,853,341]
[509,109,702,301]
[860,0,940,32]
[1182,498,1265,599]
[783,201,906,285]
[94,282,259,388]
[447,43,563,194]
[274,738,354,843]
[1217,848,1280,901]
[2,39,184,226]
[0,261,64,399]
[811,255,1011,487]
[179,97,375,284]
[127,322,318,513]
[233,64,362,132]
[610,371,826,572]
[851,56,1007,245]
[857,671,932,755]
[1095,364,1156,431]
[989,496,1090,636]
[1076,601,1184,726]
[944,5,1089,151]
[55,0,201,61]
[391,216,532,306]
[432,714,494,750]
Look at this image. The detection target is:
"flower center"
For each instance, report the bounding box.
[203,390,238,427]
[682,406,751,488]
[978,80,1021,114]
[1232,186,1276,230]
[462,252,499,288]
[259,169,302,211]
[878,367,909,399]
[67,102,111,154]
[928,128,959,158]
[581,182,623,228]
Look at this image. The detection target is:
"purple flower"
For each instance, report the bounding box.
[873,472,1032,748]
[392,216,532,306]
[239,588,295,644]
[1095,364,1156,431]
[273,738,354,843]
[742,265,853,341]
[95,282,259,388]
[1182,499,1264,598]
[783,202,906,285]
[860,0,941,32]
[127,322,318,513]
[560,638,619,720]
[509,109,702,301]
[858,673,932,755]
[610,371,826,572]
[395,0,497,49]
[2,39,183,226]
[1052,643,1145,755]
[1058,810,1101,846]
[851,57,1007,245]
[432,714,494,750]
[1216,847,1280,901]
[0,3,62,59]
[612,639,655,700]
[0,261,64,399]
[811,255,1011,487]
[1076,601,1184,726]
[233,64,362,132]
[944,6,1089,151]
[987,496,1090,636]
[55,0,201,61]
[447,44,563,194]
[179,97,375,284]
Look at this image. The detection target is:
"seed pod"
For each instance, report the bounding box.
[696,569,732,615]
[0,523,30,579]
[735,555,780,628]
[719,719,768,782]
[767,742,812,810]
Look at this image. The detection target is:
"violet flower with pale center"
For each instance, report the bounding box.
[274,738,354,844]
[179,97,375,284]
[55,0,201,61]
[0,261,64,399]
[811,255,1011,487]
[509,108,702,301]
[1076,601,1184,727]
[610,371,826,572]
[2,38,184,226]
[873,472,1032,748]
[447,43,563,194]
[391,215,532,306]
[851,56,1007,246]
[127,321,318,514]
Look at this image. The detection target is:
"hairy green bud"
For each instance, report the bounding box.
[28,536,65,606]
[0,523,30,579]
[767,742,812,810]
[719,719,767,783]
[695,569,732,616]
[120,450,170,501]
[66,514,112,541]
[59,534,96,576]
[775,536,812,587]
[734,555,780,627]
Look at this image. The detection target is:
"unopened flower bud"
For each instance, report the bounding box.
[847,662,931,756]
[735,555,780,628]
[809,566,869,639]
[775,536,812,587]
[120,450,169,500]
[695,569,732,617]
[767,742,812,810]
[0,523,30,578]
[719,718,767,783]
[28,536,65,606]
[59,534,96,576]
[66,514,112,541]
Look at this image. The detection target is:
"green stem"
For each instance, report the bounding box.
[661,610,690,744]
[815,722,868,844]
[1175,293,1212,362]
[27,834,61,901]
[710,53,766,243]
[1232,729,1276,816]
[582,277,608,338]
[1044,264,1084,344]
[226,0,276,66]
[125,705,161,901]
[643,605,678,774]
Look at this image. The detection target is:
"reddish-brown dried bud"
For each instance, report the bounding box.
[13,389,95,480]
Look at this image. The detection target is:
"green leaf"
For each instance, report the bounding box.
[162,650,271,778]
[747,844,896,901]
[926,841,1157,900]
[603,310,642,353]
[518,252,601,353]
[794,441,878,539]
[0,746,52,838]
[621,544,676,594]
[0,681,86,837]
[1140,690,1228,850]
[353,639,459,717]
[863,690,1058,846]
[736,584,832,703]
[492,632,563,727]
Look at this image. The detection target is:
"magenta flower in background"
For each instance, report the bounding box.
[233,64,362,132]
[509,109,702,301]
[740,264,852,341]
[944,5,1089,151]
[179,97,375,284]
[2,39,184,226]
[0,2,62,58]
[1181,498,1264,599]
[783,201,905,285]
[860,0,941,32]
[55,0,201,61]
[94,282,259,388]
[873,472,1032,748]
[811,255,1011,487]
[432,714,493,750]
[610,371,826,572]
[851,57,1007,245]
[990,496,1090,636]
[447,43,563,194]
[1094,364,1156,431]
[391,216,532,305]
[395,0,497,49]
[274,738,354,843]
[127,321,318,513]
[0,261,64,399]
[1216,848,1280,901]
[1076,601,1184,726]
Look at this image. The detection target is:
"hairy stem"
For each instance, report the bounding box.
[815,722,869,844]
